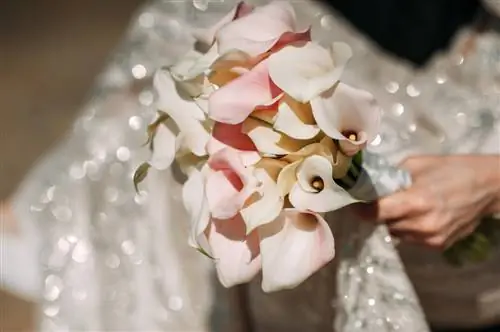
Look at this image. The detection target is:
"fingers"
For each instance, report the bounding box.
[375,187,431,222]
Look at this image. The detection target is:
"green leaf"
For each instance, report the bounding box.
[144,111,170,151]
[196,247,215,260]
[133,162,151,193]
[353,150,363,168]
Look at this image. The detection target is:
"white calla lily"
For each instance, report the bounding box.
[154,69,210,159]
[169,45,220,97]
[273,97,320,139]
[310,82,381,156]
[240,168,284,234]
[148,120,177,171]
[259,209,335,292]
[287,155,359,212]
[182,168,212,256]
[242,117,312,155]
[268,41,352,103]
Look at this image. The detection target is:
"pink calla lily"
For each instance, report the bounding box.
[258,209,335,292]
[216,1,309,57]
[208,58,283,124]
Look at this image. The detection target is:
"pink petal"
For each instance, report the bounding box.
[212,122,257,151]
[192,2,254,46]
[208,59,277,124]
[206,137,261,166]
[206,149,258,219]
[208,215,262,287]
[258,209,335,292]
[271,28,311,52]
[216,1,297,56]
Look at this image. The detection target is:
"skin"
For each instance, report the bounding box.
[354,155,500,250]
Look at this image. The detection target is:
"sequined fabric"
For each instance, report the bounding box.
[7,0,500,331]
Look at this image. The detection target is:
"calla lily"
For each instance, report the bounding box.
[273,95,320,139]
[240,168,284,234]
[205,148,258,219]
[242,117,313,155]
[215,1,309,57]
[268,41,352,103]
[148,120,177,170]
[153,69,210,162]
[208,122,261,166]
[258,209,335,292]
[278,155,359,213]
[169,46,220,97]
[182,167,212,255]
[191,1,254,46]
[310,83,381,156]
[208,58,283,124]
[208,215,262,288]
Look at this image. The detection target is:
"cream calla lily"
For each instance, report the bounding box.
[169,46,219,97]
[258,209,335,292]
[286,155,359,212]
[273,97,320,139]
[182,167,212,255]
[148,120,177,171]
[268,41,352,103]
[240,168,284,234]
[153,69,210,163]
[310,82,381,156]
[242,117,313,155]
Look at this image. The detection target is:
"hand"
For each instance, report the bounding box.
[354,155,500,250]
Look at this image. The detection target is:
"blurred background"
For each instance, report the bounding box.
[0,0,144,330]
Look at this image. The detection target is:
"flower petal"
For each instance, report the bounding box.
[274,98,320,139]
[208,59,276,124]
[216,1,296,56]
[148,122,177,170]
[212,122,257,151]
[289,155,359,212]
[209,215,261,288]
[258,209,335,292]
[206,137,261,166]
[276,160,301,196]
[170,46,219,97]
[310,82,381,154]
[154,69,210,156]
[206,149,258,218]
[240,168,284,233]
[183,168,212,255]
[191,2,254,46]
[242,117,311,155]
[268,42,352,103]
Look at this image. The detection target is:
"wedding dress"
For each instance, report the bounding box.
[3,0,500,331]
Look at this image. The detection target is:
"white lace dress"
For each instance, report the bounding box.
[3,0,500,331]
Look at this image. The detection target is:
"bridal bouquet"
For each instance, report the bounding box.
[133,1,385,291]
[134,1,383,292]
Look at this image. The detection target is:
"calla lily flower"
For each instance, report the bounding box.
[215,1,310,57]
[268,41,352,103]
[191,1,254,46]
[258,209,335,292]
[310,82,381,156]
[242,117,314,155]
[205,148,259,219]
[207,122,261,166]
[277,154,358,213]
[208,58,283,124]
[150,69,210,170]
